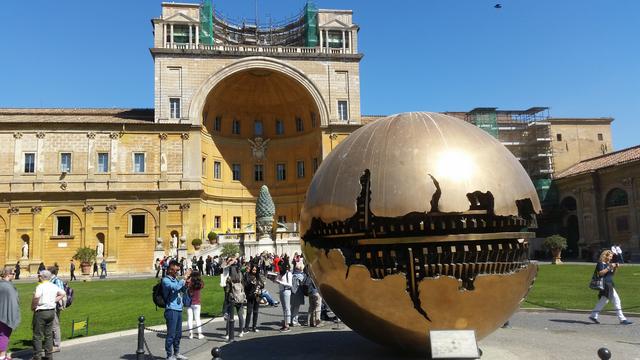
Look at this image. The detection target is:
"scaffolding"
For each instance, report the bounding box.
[466,108,498,138]
[203,0,319,47]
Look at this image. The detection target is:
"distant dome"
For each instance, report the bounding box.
[301,112,540,233]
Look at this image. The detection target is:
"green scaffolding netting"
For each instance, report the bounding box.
[473,112,498,138]
[304,1,318,47]
[534,178,554,204]
[200,0,214,45]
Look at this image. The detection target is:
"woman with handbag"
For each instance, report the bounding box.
[186,270,205,339]
[589,250,633,325]
[243,264,264,333]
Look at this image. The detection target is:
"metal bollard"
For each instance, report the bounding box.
[211,347,222,360]
[136,315,145,360]
[597,348,611,360]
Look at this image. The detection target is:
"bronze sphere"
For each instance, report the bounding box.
[300,112,540,353]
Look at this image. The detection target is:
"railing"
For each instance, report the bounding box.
[164,42,353,55]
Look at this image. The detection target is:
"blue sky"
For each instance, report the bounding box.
[1,0,638,149]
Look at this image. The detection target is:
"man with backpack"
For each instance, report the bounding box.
[161,260,189,360]
[49,266,65,353]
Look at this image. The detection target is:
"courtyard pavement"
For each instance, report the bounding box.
[9,267,640,360]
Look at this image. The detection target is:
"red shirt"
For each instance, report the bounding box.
[273,257,281,273]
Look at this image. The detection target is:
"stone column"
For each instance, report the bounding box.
[83,205,95,249]
[87,132,96,179]
[159,133,168,181]
[348,30,353,53]
[180,203,190,250]
[170,24,174,45]
[36,132,45,182]
[189,25,192,46]
[572,188,585,256]
[342,30,346,53]
[7,207,20,261]
[106,205,118,259]
[163,24,167,47]
[157,204,168,251]
[12,132,23,180]
[319,29,323,51]
[195,25,199,47]
[109,132,120,181]
[31,207,43,263]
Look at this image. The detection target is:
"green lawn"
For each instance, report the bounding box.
[9,276,225,351]
[523,264,640,312]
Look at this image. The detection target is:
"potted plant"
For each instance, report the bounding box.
[543,235,568,264]
[207,231,217,244]
[191,238,203,250]
[73,247,97,274]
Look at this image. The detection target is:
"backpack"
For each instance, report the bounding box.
[230,281,246,304]
[64,283,74,308]
[152,281,166,309]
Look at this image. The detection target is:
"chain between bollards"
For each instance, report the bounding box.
[136,315,145,360]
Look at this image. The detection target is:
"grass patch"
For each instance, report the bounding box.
[9,276,224,351]
[524,264,640,312]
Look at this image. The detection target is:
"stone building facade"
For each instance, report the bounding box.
[553,146,640,260]
[0,2,618,273]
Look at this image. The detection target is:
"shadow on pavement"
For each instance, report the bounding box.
[219,331,423,360]
[549,319,593,325]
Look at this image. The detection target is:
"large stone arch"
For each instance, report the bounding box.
[188,56,330,127]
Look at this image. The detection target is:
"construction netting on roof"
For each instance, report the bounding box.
[204,0,318,47]
[200,0,214,45]
[534,178,555,204]
[470,111,498,138]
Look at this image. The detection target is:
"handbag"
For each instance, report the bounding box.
[183,290,193,307]
[589,269,604,291]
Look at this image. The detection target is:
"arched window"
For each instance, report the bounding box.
[605,188,628,208]
[560,196,577,211]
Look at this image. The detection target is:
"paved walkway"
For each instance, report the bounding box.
[10,278,640,360]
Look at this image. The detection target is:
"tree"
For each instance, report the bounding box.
[220,243,240,258]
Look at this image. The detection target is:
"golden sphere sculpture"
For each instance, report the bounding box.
[300,112,540,353]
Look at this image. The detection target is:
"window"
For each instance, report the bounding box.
[605,188,628,207]
[214,116,222,132]
[338,101,349,121]
[56,215,71,236]
[326,30,346,48]
[202,157,207,176]
[296,117,304,132]
[232,163,241,181]
[310,112,317,128]
[233,216,241,230]
[278,215,287,224]
[597,133,604,141]
[214,161,221,179]
[275,119,284,135]
[60,153,72,173]
[232,119,241,135]
[130,214,146,235]
[134,153,145,173]
[170,98,181,119]
[173,24,190,44]
[24,153,35,173]
[297,160,305,178]
[214,216,221,229]
[97,153,109,173]
[254,164,264,181]
[276,163,286,181]
[313,157,319,172]
[254,120,263,136]
[556,133,562,141]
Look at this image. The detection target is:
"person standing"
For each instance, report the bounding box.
[49,267,65,353]
[69,260,77,281]
[274,259,292,332]
[243,264,264,332]
[100,259,107,278]
[0,267,20,360]
[589,250,633,325]
[14,262,20,280]
[38,262,46,273]
[155,258,161,278]
[290,260,306,326]
[186,270,204,339]
[161,260,188,360]
[31,270,65,360]
[225,267,246,339]
[197,257,204,275]
[304,266,322,327]
[92,262,99,277]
